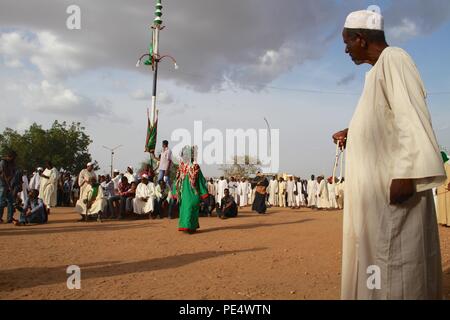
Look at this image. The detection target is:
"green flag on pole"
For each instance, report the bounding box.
[145,109,158,153]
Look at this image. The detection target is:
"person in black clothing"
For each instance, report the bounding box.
[217,188,238,219]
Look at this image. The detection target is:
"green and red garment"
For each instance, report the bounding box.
[172,162,208,232]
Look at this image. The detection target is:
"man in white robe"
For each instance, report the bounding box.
[124,166,137,184]
[29,167,43,191]
[268,176,278,206]
[217,177,228,205]
[20,171,30,205]
[278,178,286,207]
[328,177,338,209]
[78,163,97,203]
[75,176,107,218]
[437,154,450,227]
[307,175,318,208]
[39,161,59,208]
[228,177,239,203]
[317,176,330,210]
[336,178,345,210]
[334,10,446,300]
[238,178,249,208]
[112,169,121,191]
[286,176,295,208]
[295,177,305,208]
[133,174,155,215]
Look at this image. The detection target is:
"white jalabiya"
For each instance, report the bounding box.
[295,181,305,207]
[133,182,155,214]
[237,181,249,207]
[307,179,318,207]
[78,169,97,202]
[336,181,345,210]
[268,179,278,206]
[248,183,253,205]
[228,181,238,202]
[39,167,59,208]
[286,180,295,207]
[75,184,107,215]
[437,163,450,227]
[317,180,330,209]
[124,172,137,184]
[29,172,41,191]
[20,175,30,204]
[217,179,228,205]
[342,47,446,300]
[328,183,338,209]
[278,181,286,207]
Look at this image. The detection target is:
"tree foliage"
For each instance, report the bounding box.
[0,121,96,174]
[220,155,261,178]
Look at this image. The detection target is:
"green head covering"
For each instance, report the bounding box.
[442,151,449,164]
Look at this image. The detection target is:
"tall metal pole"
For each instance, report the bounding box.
[103,145,123,176]
[150,0,162,127]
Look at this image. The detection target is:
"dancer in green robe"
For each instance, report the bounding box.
[172,151,208,233]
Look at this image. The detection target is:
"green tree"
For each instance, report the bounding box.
[0,121,97,174]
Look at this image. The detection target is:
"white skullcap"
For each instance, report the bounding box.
[142,174,149,179]
[87,162,93,167]
[37,167,43,171]
[113,169,120,173]
[344,9,384,31]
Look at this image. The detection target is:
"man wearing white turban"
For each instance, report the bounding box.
[334,8,446,300]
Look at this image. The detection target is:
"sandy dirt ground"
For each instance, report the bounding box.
[0,207,449,300]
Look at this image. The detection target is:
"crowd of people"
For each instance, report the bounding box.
[0,143,347,227]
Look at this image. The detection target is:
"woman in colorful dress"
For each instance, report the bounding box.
[172,146,208,234]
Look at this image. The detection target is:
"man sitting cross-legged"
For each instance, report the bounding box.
[152,180,170,219]
[216,188,238,219]
[75,176,107,222]
[133,174,155,217]
[13,189,48,226]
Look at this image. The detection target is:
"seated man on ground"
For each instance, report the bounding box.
[75,176,107,221]
[133,174,155,217]
[109,176,130,219]
[153,180,170,219]
[101,174,116,218]
[14,189,47,226]
[216,188,238,219]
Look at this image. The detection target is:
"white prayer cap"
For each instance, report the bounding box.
[142,174,149,179]
[344,9,384,31]
[87,162,93,167]
[37,167,43,171]
[113,169,120,173]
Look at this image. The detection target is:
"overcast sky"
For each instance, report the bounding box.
[1,0,450,177]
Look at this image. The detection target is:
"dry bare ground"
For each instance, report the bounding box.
[0,207,449,300]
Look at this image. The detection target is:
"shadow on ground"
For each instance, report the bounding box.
[0,247,267,293]
[0,222,153,237]
[199,219,315,234]
[443,267,450,300]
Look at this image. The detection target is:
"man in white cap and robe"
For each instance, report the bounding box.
[133,174,155,215]
[268,176,278,207]
[78,162,96,202]
[124,166,137,184]
[334,8,446,300]
[307,175,318,209]
[39,161,59,208]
